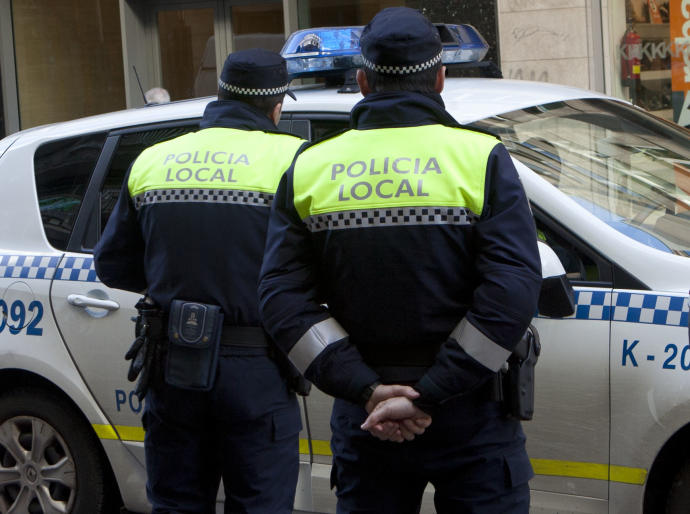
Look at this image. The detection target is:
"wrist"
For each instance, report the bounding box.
[361,380,381,410]
[412,380,441,415]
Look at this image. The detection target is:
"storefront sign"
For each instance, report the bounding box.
[671,0,690,124]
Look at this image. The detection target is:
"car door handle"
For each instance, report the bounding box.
[67,294,120,311]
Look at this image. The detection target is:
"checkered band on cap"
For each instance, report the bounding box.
[303,206,479,232]
[361,51,442,75]
[218,78,289,96]
[133,188,274,209]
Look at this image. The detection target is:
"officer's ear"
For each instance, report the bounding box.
[356,69,371,97]
[271,102,283,125]
[435,66,446,94]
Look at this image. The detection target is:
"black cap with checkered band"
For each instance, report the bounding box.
[219,48,296,100]
[360,7,442,75]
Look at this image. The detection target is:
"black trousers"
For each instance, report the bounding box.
[330,394,532,514]
[143,346,301,513]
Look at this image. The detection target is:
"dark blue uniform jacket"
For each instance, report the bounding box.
[95,100,300,326]
[258,91,542,408]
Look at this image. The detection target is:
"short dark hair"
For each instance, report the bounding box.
[218,89,285,117]
[363,62,441,93]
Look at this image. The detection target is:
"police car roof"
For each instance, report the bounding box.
[2,78,612,151]
[284,78,610,124]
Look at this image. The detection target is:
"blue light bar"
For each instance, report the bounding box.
[281,24,489,79]
[437,24,489,64]
[281,27,364,78]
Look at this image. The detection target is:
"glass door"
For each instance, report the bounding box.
[158,7,217,100]
[230,1,285,52]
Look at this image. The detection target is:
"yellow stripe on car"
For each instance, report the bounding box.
[531,458,646,485]
[92,423,119,440]
[116,425,146,442]
[94,425,647,486]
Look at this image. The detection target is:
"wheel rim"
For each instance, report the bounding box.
[0,416,76,514]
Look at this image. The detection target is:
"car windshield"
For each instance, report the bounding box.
[472,99,690,258]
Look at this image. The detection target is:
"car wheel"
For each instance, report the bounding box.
[666,458,690,514]
[0,388,117,514]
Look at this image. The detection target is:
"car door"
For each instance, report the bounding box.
[50,117,328,511]
[526,207,614,512]
[609,284,689,514]
[50,122,200,466]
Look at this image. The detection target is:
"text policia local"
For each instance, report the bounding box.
[161,151,443,201]
[332,157,442,201]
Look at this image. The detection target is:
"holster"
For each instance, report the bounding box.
[498,325,541,420]
[126,297,165,401]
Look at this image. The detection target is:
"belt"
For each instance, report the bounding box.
[220,326,269,347]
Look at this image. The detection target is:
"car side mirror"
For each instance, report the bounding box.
[537,241,575,318]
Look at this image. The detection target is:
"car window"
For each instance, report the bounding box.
[310,118,349,140]
[471,99,690,258]
[534,213,604,283]
[280,116,349,142]
[278,119,311,140]
[97,125,199,239]
[34,132,107,250]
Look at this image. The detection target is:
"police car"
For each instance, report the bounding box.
[0,24,688,514]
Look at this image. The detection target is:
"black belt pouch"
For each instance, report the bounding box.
[165,300,223,391]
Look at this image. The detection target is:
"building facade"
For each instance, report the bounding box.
[499,0,690,127]
[0,0,688,138]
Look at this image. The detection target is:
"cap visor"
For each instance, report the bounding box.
[286,88,297,101]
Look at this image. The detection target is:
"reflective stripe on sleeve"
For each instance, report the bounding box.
[450,318,511,372]
[288,318,349,374]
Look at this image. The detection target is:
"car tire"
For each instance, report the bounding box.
[0,387,118,514]
[666,458,690,514]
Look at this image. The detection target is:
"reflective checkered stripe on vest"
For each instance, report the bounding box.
[292,124,499,230]
[128,127,303,209]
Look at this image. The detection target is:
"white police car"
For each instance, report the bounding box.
[0,25,688,514]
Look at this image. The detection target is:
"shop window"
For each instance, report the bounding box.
[11,0,125,129]
[620,0,689,125]
[231,2,285,52]
[158,8,216,101]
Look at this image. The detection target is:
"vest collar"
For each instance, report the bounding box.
[350,91,459,130]
[200,99,279,132]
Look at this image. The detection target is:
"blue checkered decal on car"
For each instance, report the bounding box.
[54,256,99,282]
[611,291,688,327]
[0,255,60,279]
[561,289,689,327]
[0,254,99,282]
[573,290,612,321]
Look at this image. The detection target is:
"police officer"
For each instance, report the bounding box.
[258,8,542,514]
[94,49,304,513]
